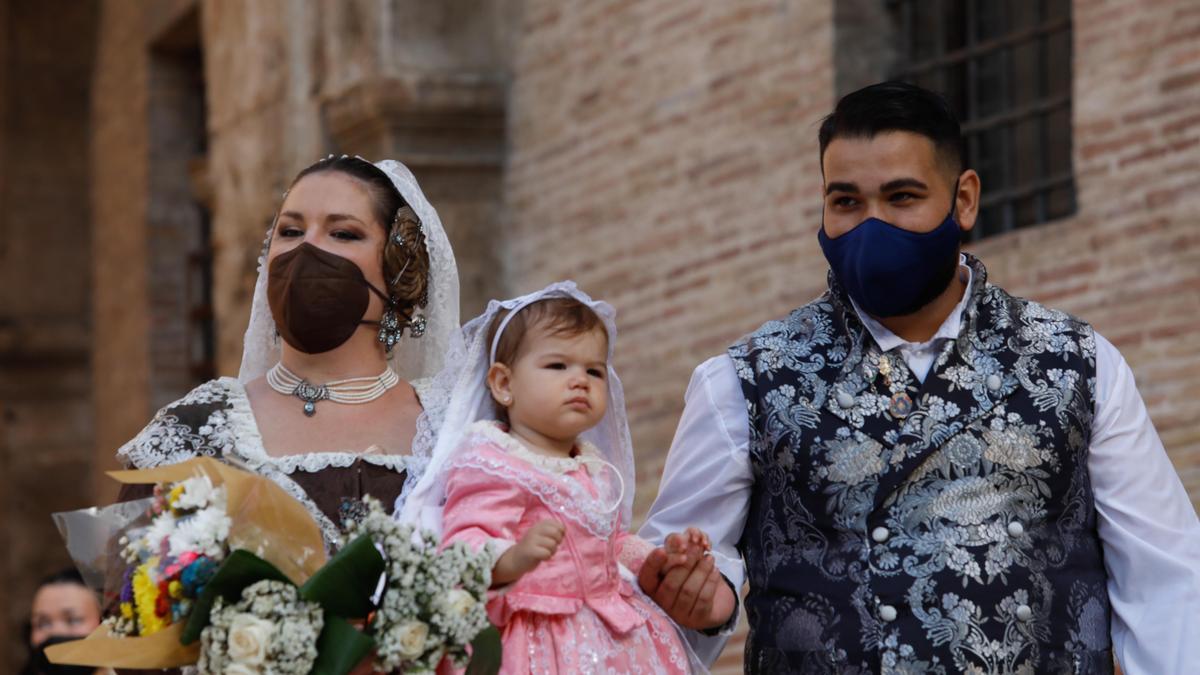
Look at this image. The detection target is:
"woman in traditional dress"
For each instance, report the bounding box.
[115,155,459,550]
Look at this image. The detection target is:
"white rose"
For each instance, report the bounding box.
[225,664,260,675]
[393,620,429,659]
[227,613,275,665]
[440,589,476,618]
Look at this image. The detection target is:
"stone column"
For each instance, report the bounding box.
[323,73,508,317]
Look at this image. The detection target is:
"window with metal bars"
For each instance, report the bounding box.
[887,0,1075,241]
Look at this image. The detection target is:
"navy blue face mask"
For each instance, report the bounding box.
[817,186,962,318]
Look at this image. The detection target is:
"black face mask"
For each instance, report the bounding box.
[267,242,392,354]
[22,635,96,675]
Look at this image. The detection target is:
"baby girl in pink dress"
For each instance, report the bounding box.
[424,283,727,674]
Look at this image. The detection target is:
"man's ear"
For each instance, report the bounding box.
[487,362,514,406]
[955,169,982,233]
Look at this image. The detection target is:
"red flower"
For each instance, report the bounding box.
[155,591,171,618]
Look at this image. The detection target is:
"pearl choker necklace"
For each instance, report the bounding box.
[266,363,400,417]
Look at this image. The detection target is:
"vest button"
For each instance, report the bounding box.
[1007,521,1025,537]
[986,374,1003,391]
[1016,604,1033,621]
[871,527,890,543]
[879,604,898,622]
[836,390,856,408]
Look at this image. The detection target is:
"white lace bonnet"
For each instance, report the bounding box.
[236,158,460,385]
[400,281,637,534]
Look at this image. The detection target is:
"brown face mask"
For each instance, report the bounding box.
[268,242,391,354]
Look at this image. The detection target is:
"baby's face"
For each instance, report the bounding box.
[506,324,609,444]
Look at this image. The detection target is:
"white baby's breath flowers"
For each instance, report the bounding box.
[343,497,494,672]
[198,580,322,675]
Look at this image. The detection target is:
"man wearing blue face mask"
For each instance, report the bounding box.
[638,81,1200,673]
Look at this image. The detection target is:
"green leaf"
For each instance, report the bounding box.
[465,626,502,675]
[180,550,291,644]
[299,534,385,618]
[309,615,376,675]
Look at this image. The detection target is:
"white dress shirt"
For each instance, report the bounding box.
[640,265,1200,672]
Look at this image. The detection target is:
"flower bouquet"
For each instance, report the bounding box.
[342,497,497,673]
[46,457,500,674]
[106,472,230,638]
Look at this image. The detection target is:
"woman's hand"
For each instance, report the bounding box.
[492,519,565,586]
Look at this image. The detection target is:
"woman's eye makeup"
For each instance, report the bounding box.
[276,222,303,237]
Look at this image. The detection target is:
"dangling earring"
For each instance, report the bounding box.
[407,313,427,338]
[378,299,403,352]
[377,301,427,352]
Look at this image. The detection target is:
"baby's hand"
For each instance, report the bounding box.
[663,527,711,570]
[498,519,565,583]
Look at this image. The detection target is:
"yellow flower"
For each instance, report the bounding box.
[132,559,168,636]
[167,484,185,508]
[120,602,133,620]
[168,580,183,599]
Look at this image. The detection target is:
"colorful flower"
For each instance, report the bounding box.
[132,559,168,635]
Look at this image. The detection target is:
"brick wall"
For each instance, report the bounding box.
[504,2,836,668]
[972,0,1200,503]
[503,1,1200,671]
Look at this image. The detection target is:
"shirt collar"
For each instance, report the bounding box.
[850,254,974,353]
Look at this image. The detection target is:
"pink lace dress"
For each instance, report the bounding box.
[440,422,692,674]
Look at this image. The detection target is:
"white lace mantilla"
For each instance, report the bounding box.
[447,422,623,539]
[117,377,416,549]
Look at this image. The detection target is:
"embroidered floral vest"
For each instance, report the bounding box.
[728,256,1112,674]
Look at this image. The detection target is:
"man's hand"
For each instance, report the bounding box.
[493,519,565,586]
[638,530,736,631]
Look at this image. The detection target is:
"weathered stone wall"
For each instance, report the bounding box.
[1,0,98,669]
[201,0,517,376]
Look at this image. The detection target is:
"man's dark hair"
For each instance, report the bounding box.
[818,81,966,176]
